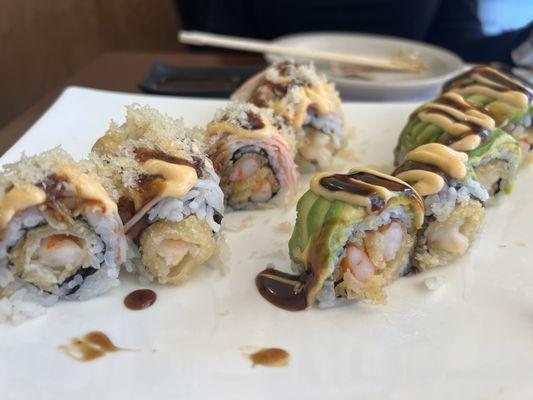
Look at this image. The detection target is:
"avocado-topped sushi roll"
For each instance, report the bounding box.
[91,105,224,285]
[232,61,345,169]
[206,102,299,209]
[394,92,522,203]
[393,143,488,270]
[0,148,127,324]
[256,169,423,310]
[465,129,521,203]
[442,66,532,159]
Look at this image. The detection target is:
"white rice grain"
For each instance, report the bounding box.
[424,275,445,291]
[147,165,224,233]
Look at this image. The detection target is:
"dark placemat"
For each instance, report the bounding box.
[139,63,266,97]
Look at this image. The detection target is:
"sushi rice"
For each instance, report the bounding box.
[0,179,127,325]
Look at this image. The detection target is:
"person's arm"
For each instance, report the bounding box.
[456,24,532,65]
[426,0,532,65]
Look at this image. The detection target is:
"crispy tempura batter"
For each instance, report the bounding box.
[415,200,484,270]
[91,104,206,202]
[475,159,510,197]
[139,216,216,284]
[335,226,414,304]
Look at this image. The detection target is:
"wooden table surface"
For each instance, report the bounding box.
[0,52,262,156]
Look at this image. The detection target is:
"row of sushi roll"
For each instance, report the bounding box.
[207,60,346,209]
[395,66,531,202]
[258,65,531,310]
[0,60,346,323]
[1,61,529,322]
[0,106,227,323]
[231,60,345,169]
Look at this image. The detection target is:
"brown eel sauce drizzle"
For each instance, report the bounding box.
[59,331,126,362]
[122,148,202,213]
[392,160,450,182]
[255,268,312,311]
[443,66,533,100]
[349,171,413,192]
[244,111,265,130]
[134,148,203,177]
[320,171,416,212]
[124,289,157,310]
[37,174,103,224]
[320,174,384,211]
[421,106,491,143]
[249,348,290,368]
[433,93,473,112]
[117,196,149,240]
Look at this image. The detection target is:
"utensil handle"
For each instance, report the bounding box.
[179,30,426,72]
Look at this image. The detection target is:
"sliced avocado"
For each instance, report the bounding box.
[411,120,430,137]
[502,181,515,195]
[289,195,366,270]
[486,101,524,124]
[288,190,318,263]
[398,119,427,152]
[468,130,522,198]
[465,93,494,106]
[306,196,334,238]
[317,200,366,268]
[417,124,442,146]
[304,201,367,302]
[402,118,418,136]
[468,129,507,160]
[322,200,365,227]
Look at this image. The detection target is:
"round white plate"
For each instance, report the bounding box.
[266,32,464,101]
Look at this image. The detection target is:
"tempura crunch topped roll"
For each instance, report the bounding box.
[232,61,345,168]
[91,105,224,284]
[206,102,299,209]
[0,148,127,324]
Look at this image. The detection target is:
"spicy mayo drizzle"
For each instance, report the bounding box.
[394,143,468,196]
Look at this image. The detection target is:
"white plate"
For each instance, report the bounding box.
[267,32,464,101]
[1,87,532,400]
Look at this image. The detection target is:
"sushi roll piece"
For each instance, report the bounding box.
[232,61,345,169]
[206,102,299,209]
[393,92,522,203]
[393,143,488,271]
[442,66,532,160]
[257,168,424,310]
[0,148,127,324]
[91,105,224,284]
[465,129,521,203]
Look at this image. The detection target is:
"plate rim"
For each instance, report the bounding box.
[266,31,464,88]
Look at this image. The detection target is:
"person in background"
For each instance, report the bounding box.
[179,0,532,67]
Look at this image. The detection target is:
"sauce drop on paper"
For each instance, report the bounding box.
[59,331,126,362]
[250,348,290,368]
[255,268,310,311]
[124,289,157,310]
